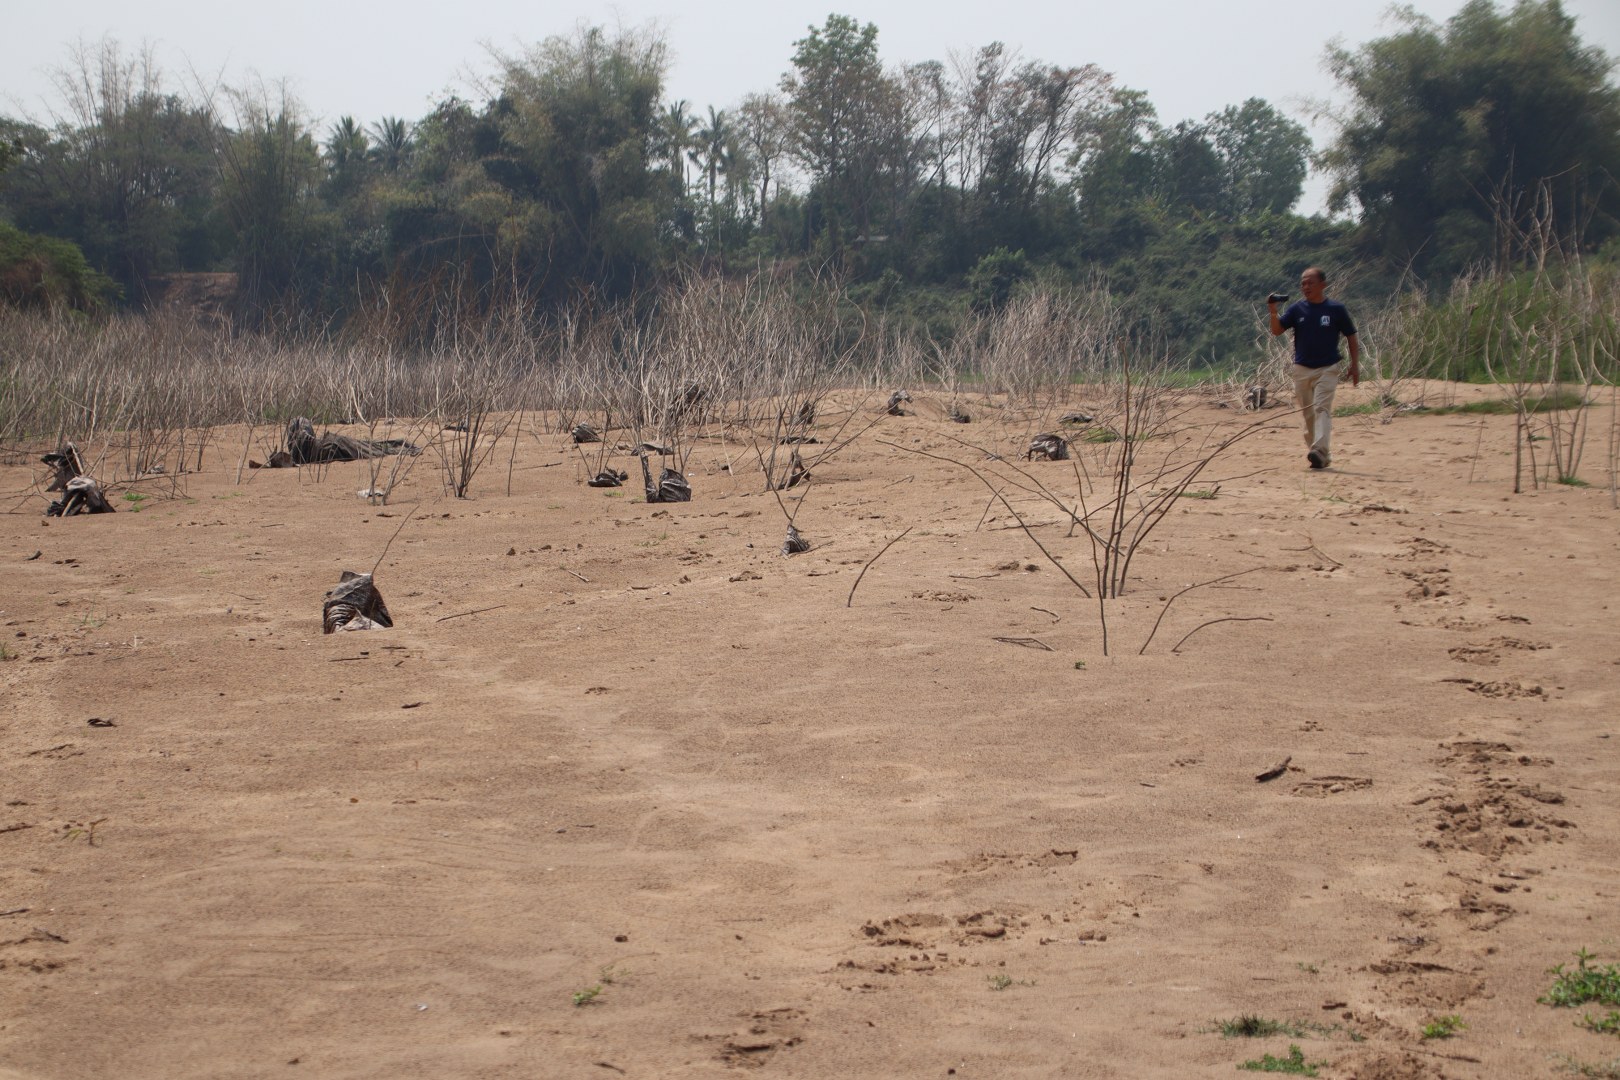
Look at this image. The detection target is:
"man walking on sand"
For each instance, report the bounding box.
[1269,267,1359,469]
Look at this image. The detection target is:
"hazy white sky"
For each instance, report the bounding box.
[6,0,1619,213]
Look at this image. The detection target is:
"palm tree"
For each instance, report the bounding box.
[325,115,368,173]
[660,100,697,191]
[367,116,413,173]
[691,106,730,212]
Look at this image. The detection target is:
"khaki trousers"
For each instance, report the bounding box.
[1291,362,1340,457]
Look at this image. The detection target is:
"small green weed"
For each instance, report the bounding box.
[1237,1044,1319,1075]
[1332,400,1383,417]
[1558,1054,1620,1078]
[122,491,147,512]
[1296,961,1320,975]
[1073,660,1087,670]
[1178,488,1220,500]
[1543,950,1620,1035]
[1420,1015,1466,1040]
[986,973,1035,991]
[0,643,14,662]
[1557,475,1590,488]
[572,985,602,1007]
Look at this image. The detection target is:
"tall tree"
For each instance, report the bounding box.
[1204,98,1309,219]
[214,84,325,323]
[7,40,221,301]
[481,24,672,301]
[780,14,903,262]
[736,92,788,228]
[1321,0,1620,271]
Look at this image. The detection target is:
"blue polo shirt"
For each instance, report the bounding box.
[1279,299,1356,368]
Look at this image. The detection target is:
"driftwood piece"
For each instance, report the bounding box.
[1058,411,1094,426]
[571,423,601,444]
[1026,433,1070,461]
[322,571,393,633]
[634,441,673,456]
[780,524,810,556]
[885,390,912,416]
[283,418,421,466]
[587,469,629,488]
[947,408,971,424]
[1255,756,1292,783]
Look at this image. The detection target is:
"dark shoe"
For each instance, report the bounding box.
[1307,449,1327,470]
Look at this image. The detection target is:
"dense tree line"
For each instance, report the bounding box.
[1,2,1616,363]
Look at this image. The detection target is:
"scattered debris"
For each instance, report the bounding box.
[633,441,673,456]
[947,407,971,423]
[1025,433,1070,461]
[42,445,114,516]
[48,476,115,516]
[571,423,601,444]
[322,571,393,633]
[885,389,912,416]
[780,524,810,556]
[1058,411,1094,425]
[640,456,691,503]
[777,448,811,490]
[86,718,117,728]
[1244,386,1268,411]
[258,418,422,468]
[588,469,629,488]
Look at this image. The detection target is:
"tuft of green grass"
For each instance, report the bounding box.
[1220,1016,1305,1039]
[122,491,147,512]
[1420,1015,1466,1040]
[1178,487,1220,500]
[571,985,602,1007]
[1337,389,1587,418]
[1426,390,1587,416]
[1557,475,1590,488]
[1543,950,1620,1035]
[1237,1044,1319,1075]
